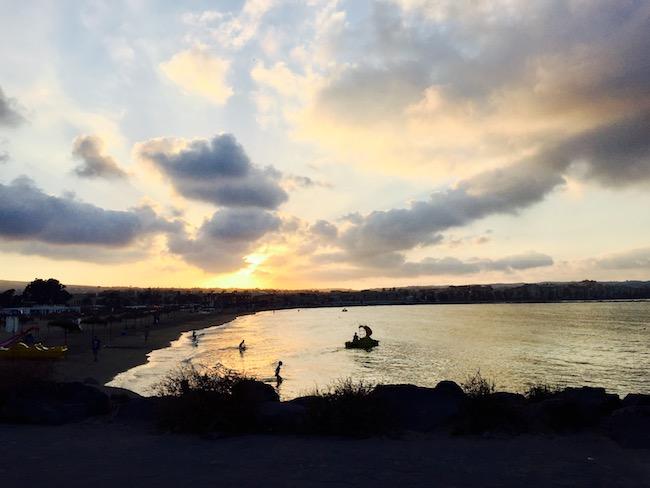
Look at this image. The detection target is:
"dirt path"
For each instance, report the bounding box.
[1,422,648,487]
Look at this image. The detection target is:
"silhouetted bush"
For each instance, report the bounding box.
[153,364,277,433]
[304,378,393,437]
[524,382,561,402]
[460,370,496,398]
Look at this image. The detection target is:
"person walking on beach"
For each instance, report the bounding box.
[239,339,246,352]
[275,361,283,386]
[91,336,101,362]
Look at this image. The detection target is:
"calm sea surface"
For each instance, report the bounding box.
[108,302,650,399]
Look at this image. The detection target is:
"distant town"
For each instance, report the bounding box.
[2,278,650,327]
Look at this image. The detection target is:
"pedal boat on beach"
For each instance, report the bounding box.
[0,342,68,360]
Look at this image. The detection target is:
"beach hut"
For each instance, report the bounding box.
[5,316,20,334]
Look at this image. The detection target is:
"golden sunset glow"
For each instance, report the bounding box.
[1,0,649,289]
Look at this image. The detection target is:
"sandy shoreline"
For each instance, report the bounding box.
[36,310,246,386]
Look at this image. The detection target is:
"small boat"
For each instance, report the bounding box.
[345,336,379,350]
[342,308,348,312]
[0,342,68,360]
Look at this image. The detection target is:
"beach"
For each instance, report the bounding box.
[0,310,243,386]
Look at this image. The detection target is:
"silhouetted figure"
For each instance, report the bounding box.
[239,339,246,352]
[352,332,359,342]
[192,330,197,342]
[275,361,283,386]
[91,336,101,362]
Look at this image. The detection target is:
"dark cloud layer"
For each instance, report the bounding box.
[320,1,650,125]
[0,86,25,127]
[138,134,288,209]
[596,248,650,270]
[0,177,176,247]
[332,107,650,271]
[169,207,281,272]
[72,135,127,179]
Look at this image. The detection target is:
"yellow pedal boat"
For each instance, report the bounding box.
[0,342,68,360]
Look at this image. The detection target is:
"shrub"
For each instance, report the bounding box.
[153,363,265,433]
[460,370,496,398]
[524,382,561,402]
[304,378,393,437]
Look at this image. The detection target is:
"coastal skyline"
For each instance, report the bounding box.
[1,0,650,289]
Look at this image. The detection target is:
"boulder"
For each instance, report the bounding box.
[556,387,621,422]
[231,379,279,404]
[369,382,466,431]
[256,401,307,432]
[0,382,111,424]
[57,382,112,416]
[523,387,620,432]
[463,392,527,434]
[606,406,650,448]
[622,393,650,408]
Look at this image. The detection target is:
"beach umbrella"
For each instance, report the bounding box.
[359,325,373,337]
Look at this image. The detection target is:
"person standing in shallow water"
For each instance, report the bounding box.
[275,361,283,386]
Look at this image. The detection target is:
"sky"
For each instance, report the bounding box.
[0,0,649,289]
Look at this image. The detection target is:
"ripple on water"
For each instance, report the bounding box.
[108,302,650,399]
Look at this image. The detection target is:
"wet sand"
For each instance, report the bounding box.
[1,421,649,487]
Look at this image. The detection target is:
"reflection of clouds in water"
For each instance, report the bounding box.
[109,303,650,399]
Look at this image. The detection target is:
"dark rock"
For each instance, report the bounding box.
[606,406,650,448]
[83,377,99,385]
[434,380,465,397]
[369,383,466,432]
[257,401,307,432]
[556,387,621,422]
[0,381,111,425]
[114,397,159,424]
[288,395,324,409]
[490,392,526,407]
[462,392,527,434]
[622,393,650,408]
[523,388,620,432]
[57,382,112,415]
[231,379,279,404]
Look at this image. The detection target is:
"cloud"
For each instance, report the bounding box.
[183,0,277,50]
[160,48,233,105]
[0,86,25,127]
[330,107,650,271]
[0,177,177,247]
[169,207,281,272]
[555,110,650,186]
[308,251,554,280]
[310,219,338,240]
[595,248,650,270]
[137,133,288,209]
[284,174,332,189]
[72,135,127,179]
[339,158,563,260]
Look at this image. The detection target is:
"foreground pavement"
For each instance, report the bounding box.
[1,422,649,487]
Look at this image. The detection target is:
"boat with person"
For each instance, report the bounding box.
[345,324,379,349]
